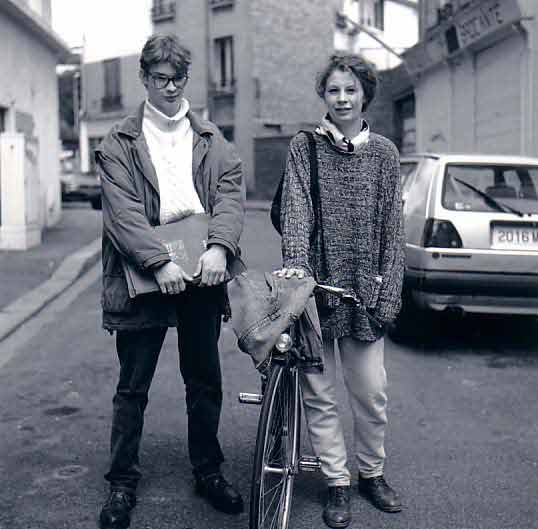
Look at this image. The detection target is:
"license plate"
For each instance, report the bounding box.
[492,225,538,250]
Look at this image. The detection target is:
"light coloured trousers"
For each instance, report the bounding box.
[300,337,387,487]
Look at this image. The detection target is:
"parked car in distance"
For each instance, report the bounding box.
[60,156,102,210]
[392,153,538,339]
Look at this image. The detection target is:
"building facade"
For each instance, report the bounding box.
[336,0,419,70]
[405,0,538,156]
[334,0,419,154]
[151,0,340,198]
[0,0,69,249]
[79,55,147,172]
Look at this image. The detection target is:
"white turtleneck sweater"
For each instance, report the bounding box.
[142,98,205,225]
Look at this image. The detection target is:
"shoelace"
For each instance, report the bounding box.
[369,476,388,489]
[108,491,134,508]
[332,487,349,505]
[204,473,229,490]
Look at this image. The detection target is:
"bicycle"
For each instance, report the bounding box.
[239,283,383,529]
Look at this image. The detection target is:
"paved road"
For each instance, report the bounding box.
[1,209,537,529]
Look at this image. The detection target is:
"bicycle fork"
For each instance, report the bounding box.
[239,367,321,474]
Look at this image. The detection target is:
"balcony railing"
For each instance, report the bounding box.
[101,95,123,113]
[209,0,234,9]
[151,1,176,22]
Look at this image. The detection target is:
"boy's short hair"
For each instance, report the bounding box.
[140,34,191,76]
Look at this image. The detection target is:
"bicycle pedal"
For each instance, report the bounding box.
[298,455,321,472]
[238,392,263,405]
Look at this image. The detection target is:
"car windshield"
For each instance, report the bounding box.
[442,164,538,214]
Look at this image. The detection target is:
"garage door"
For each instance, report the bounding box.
[475,35,523,154]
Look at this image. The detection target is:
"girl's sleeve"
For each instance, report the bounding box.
[281,134,315,275]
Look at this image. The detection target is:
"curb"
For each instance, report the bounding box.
[0,237,102,343]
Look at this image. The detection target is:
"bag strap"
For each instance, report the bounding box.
[300,131,328,284]
[300,131,320,244]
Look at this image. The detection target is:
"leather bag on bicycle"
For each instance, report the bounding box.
[227,270,323,373]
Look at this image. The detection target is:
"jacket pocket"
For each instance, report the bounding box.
[101,274,136,313]
[354,270,382,309]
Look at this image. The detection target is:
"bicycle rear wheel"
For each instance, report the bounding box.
[249,362,301,529]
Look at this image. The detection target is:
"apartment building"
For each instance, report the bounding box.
[405,0,538,156]
[0,0,69,249]
[79,55,147,172]
[151,0,340,197]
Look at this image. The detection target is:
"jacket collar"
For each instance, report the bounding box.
[116,101,215,139]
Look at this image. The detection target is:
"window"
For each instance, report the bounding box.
[219,125,234,142]
[89,137,104,171]
[102,59,122,111]
[209,0,234,8]
[400,161,418,189]
[0,107,6,133]
[442,165,538,213]
[151,0,176,22]
[374,0,384,31]
[356,0,383,31]
[214,37,235,90]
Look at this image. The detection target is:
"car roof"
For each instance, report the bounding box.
[400,153,538,165]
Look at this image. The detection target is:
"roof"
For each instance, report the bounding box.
[401,153,538,165]
[0,0,70,60]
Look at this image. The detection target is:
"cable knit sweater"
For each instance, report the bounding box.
[281,131,405,341]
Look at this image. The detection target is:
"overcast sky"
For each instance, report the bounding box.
[51,0,152,62]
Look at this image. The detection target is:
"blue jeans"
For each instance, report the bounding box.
[104,286,225,491]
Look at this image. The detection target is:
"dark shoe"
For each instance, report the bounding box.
[98,489,136,529]
[322,486,351,528]
[358,475,402,513]
[195,472,244,514]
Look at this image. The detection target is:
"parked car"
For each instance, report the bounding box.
[60,157,102,210]
[392,153,538,339]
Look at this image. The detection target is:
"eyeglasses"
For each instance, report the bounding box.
[148,72,189,90]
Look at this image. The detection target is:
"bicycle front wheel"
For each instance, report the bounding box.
[249,363,301,529]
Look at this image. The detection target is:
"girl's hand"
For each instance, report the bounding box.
[272,268,306,279]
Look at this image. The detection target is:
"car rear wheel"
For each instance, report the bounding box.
[90,196,102,210]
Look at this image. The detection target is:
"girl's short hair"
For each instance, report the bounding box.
[140,34,191,76]
[315,54,378,111]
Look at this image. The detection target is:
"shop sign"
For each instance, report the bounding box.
[455,0,522,48]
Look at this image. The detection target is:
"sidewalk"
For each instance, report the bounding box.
[0,204,102,341]
[0,200,271,342]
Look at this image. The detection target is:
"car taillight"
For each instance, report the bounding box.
[422,219,463,248]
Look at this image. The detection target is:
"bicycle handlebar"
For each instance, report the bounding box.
[314,284,385,329]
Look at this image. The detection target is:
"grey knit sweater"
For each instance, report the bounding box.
[281,131,405,341]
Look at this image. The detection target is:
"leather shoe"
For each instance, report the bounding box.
[358,475,402,513]
[195,472,244,514]
[98,489,136,529]
[322,485,351,528]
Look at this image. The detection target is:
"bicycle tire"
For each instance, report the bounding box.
[249,362,301,529]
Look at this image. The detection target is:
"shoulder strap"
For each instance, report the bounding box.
[300,131,320,244]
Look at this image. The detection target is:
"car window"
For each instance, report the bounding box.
[400,161,418,193]
[442,164,538,213]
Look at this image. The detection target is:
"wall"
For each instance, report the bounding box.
[251,0,337,128]
[81,54,146,170]
[83,55,146,121]
[0,12,62,227]
[173,0,209,113]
